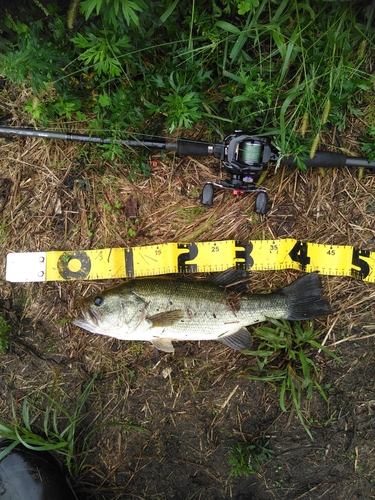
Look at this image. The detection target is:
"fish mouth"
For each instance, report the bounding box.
[86,307,100,326]
[72,304,100,328]
[81,307,99,326]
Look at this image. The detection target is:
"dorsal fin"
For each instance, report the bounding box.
[210,269,250,292]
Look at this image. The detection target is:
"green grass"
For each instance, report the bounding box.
[0,375,97,475]
[0,0,373,171]
[0,372,148,476]
[0,315,10,354]
[360,124,375,162]
[239,319,341,440]
[228,440,274,477]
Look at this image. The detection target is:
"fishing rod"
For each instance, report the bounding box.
[1,126,375,214]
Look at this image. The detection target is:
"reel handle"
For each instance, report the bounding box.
[254,192,268,215]
[201,183,215,206]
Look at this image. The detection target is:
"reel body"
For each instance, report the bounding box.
[200,132,278,214]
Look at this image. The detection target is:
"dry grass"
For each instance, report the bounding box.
[1,101,375,499]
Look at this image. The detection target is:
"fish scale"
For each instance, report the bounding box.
[130,278,285,337]
[72,272,332,353]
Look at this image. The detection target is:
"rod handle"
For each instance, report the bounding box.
[177,139,223,158]
[281,151,347,168]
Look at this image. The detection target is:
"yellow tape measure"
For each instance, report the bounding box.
[5,239,375,283]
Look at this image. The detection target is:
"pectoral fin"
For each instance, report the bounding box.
[151,339,175,353]
[148,310,184,328]
[217,327,252,350]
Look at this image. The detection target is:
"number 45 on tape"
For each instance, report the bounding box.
[5,239,375,283]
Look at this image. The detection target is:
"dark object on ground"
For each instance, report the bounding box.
[0,440,77,500]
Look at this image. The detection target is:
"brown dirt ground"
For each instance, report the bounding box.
[1,96,375,499]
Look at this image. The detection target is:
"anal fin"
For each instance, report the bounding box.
[217,327,252,350]
[151,338,175,353]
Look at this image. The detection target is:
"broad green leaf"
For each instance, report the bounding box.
[215,21,241,34]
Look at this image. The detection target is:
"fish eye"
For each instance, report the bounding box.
[93,296,104,307]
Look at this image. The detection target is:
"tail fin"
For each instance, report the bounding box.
[279,273,332,320]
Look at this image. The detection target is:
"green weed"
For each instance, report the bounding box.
[120,416,147,435]
[360,125,375,163]
[70,29,132,79]
[103,200,121,214]
[0,316,11,354]
[0,375,96,475]
[228,440,273,477]
[0,373,148,475]
[178,206,207,223]
[0,0,373,167]
[240,319,341,440]
[79,0,146,28]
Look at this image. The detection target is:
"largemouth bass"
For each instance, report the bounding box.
[72,272,331,352]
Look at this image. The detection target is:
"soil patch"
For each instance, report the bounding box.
[1,121,375,499]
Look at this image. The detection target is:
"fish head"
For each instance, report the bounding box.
[72,285,147,338]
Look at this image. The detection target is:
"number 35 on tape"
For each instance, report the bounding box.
[5,239,375,283]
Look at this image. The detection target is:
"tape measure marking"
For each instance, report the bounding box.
[5,239,375,282]
[45,248,126,281]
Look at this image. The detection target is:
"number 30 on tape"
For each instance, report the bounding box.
[5,239,375,283]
